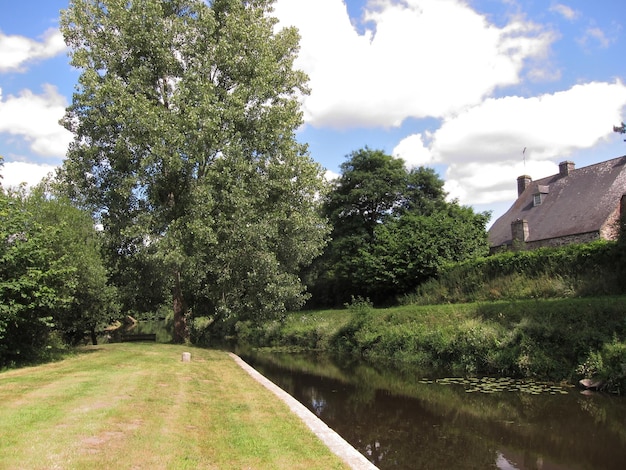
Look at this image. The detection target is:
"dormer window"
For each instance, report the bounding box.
[533,185,550,207]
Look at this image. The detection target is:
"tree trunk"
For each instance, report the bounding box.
[172,270,188,343]
[90,328,98,346]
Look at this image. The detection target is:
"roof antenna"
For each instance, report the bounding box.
[522,147,527,168]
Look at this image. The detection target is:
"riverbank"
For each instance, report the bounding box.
[0,343,350,469]
[240,348,626,470]
[236,296,626,392]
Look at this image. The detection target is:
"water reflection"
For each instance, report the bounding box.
[238,350,626,470]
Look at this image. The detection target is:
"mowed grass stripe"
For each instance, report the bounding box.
[0,343,349,470]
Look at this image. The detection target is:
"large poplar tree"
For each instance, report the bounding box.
[59,0,328,341]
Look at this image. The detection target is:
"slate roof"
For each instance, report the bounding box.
[488,155,626,248]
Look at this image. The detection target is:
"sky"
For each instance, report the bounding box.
[1,0,625,226]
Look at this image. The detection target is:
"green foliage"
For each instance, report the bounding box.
[0,183,117,366]
[577,338,626,394]
[325,148,410,237]
[361,204,490,299]
[309,147,490,306]
[58,0,328,340]
[27,186,119,346]
[189,316,214,346]
[404,240,622,305]
[344,296,374,314]
[240,296,626,390]
[1,189,71,365]
[235,310,354,351]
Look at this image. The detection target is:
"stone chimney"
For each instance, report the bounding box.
[511,218,529,243]
[559,161,575,177]
[517,175,532,197]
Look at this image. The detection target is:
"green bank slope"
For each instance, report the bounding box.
[238,296,626,392]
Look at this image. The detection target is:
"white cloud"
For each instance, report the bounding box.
[453,83,626,202]
[0,85,73,158]
[431,81,626,165]
[0,161,57,189]
[526,64,561,83]
[274,0,555,129]
[394,80,626,205]
[578,27,613,49]
[0,28,66,73]
[549,4,579,21]
[443,159,558,205]
[392,133,433,169]
[324,169,340,181]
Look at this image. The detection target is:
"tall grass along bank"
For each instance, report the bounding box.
[237,296,626,393]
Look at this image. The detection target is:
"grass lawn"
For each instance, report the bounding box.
[0,343,349,469]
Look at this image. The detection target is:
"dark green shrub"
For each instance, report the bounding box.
[403,241,622,305]
[577,339,626,394]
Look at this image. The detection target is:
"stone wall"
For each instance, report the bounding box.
[600,206,621,241]
[523,231,601,250]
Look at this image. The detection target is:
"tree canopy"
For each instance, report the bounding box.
[0,169,117,366]
[58,0,328,340]
[307,148,490,306]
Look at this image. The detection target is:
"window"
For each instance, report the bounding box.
[533,185,549,207]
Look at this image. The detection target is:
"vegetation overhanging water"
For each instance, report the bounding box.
[235,295,626,394]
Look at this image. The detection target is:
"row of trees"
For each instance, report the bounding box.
[0,158,117,366]
[1,0,490,363]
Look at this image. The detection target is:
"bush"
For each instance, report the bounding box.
[239,297,626,392]
[577,339,626,394]
[402,241,622,305]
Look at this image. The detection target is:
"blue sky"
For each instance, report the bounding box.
[1,0,625,225]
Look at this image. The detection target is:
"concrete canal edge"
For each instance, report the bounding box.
[228,353,378,470]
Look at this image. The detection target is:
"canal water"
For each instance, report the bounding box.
[238,349,626,470]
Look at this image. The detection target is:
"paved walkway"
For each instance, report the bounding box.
[229,353,378,470]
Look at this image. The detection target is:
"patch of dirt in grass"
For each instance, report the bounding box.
[75,401,110,413]
[125,419,144,430]
[82,431,125,450]
[79,419,144,455]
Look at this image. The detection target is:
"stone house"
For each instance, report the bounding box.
[488,155,626,252]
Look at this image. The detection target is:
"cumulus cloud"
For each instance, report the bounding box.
[0,161,57,189]
[0,28,66,73]
[431,81,626,164]
[276,0,625,222]
[0,85,73,158]
[274,0,555,129]
[393,80,626,204]
[392,133,434,169]
[443,159,558,205]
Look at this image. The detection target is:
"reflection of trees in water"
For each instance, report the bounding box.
[308,388,327,416]
[244,351,626,470]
